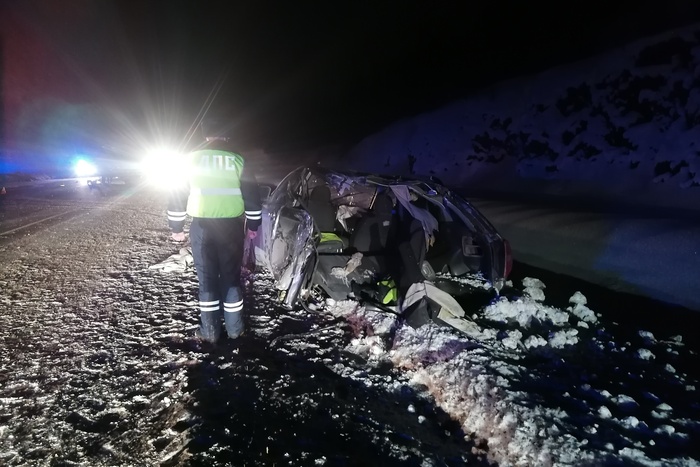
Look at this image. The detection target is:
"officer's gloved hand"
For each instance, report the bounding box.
[171,231,186,242]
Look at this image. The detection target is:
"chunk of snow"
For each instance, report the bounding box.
[636,349,655,360]
[569,302,597,323]
[656,403,673,412]
[622,416,639,429]
[524,286,546,301]
[522,277,546,289]
[613,394,639,411]
[638,330,656,344]
[500,330,523,349]
[523,335,547,349]
[484,296,569,328]
[655,425,675,435]
[568,291,587,305]
[549,329,579,348]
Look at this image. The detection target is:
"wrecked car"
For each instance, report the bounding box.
[258,166,512,335]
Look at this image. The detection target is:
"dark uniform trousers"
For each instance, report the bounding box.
[190,217,246,341]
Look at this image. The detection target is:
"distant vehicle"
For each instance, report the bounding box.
[259,166,512,334]
[72,145,142,186]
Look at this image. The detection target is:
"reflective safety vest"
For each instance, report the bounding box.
[378,278,397,305]
[186,149,245,218]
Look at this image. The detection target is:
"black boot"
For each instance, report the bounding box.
[199,310,222,343]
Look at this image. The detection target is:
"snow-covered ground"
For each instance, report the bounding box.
[324,281,700,466]
[0,182,697,465]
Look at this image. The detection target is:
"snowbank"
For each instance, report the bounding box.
[343,23,700,213]
[325,274,700,466]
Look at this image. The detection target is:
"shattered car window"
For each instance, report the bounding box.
[326,173,377,210]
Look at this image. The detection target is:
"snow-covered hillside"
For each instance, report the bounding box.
[345,23,700,212]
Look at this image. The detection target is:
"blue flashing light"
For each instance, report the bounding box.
[73,158,98,177]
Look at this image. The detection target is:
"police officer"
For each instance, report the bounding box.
[167,119,262,343]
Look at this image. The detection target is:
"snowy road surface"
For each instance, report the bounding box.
[0,179,102,241]
[470,195,700,313]
[0,182,698,466]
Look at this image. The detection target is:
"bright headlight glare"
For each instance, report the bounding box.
[140,148,188,188]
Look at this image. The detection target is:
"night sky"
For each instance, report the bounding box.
[3,0,700,157]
